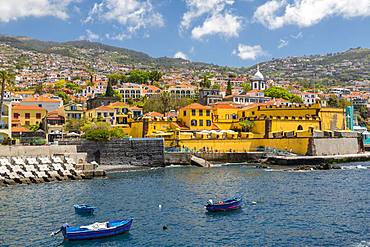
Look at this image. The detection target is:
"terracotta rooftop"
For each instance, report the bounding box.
[181,103,211,110]
[12,105,46,111]
[22,96,61,103]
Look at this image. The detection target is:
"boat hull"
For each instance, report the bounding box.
[62,219,133,241]
[74,204,96,215]
[206,199,242,212]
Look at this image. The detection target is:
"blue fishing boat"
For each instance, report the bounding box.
[205,196,242,212]
[52,219,133,241]
[74,204,96,214]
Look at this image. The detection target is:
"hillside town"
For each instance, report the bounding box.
[0,45,369,152]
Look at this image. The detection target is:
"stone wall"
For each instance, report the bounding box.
[60,138,165,167]
[308,137,361,156]
[195,152,265,163]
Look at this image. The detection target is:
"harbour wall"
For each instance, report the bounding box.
[308,138,362,156]
[59,138,165,167]
[174,137,362,156]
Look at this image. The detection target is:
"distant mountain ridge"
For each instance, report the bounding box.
[0,35,369,83]
[0,35,222,70]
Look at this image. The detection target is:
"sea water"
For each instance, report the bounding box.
[1,163,369,246]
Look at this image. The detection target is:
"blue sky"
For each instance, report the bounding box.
[0,0,369,67]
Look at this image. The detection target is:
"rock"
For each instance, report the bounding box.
[256,164,269,169]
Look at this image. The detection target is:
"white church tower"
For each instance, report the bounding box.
[251,65,266,91]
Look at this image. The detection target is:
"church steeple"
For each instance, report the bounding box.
[251,64,266,90]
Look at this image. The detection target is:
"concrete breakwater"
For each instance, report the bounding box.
[0,156,83,186]
[0,145,105,186]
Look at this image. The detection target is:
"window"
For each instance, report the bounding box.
[36,113,41,119]
[191,119,197,126]
[97,112,101,117]
[225,114,229,120]
[206,120,211,126]
[38,104,42,108]
[25,113,30,119]
[297,125,303,130]
[199,120,203,126]
[104,112,108,117]
[206,110,210,116]
[25,121,30,126]
[13,113,19,119]
[199,110,203,116]
[183,110,187,116]
[192,109,196,116]
[252,111,255,115]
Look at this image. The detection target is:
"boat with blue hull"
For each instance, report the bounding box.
[74,204,96,214]
[52,219,133,241]
[205,196,242,212]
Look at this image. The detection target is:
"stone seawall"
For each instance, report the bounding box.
[59,138,165,167]
[308,137,361,156]
[195,152,265,163]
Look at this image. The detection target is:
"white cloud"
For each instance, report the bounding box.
[79,29,100,41]
[0,0,76,22]
[278,39,289,48]
[233,44,266,60]
[191,13,242,40]
[181,0,235,29]
[85,0,164,38]
[290,31,303,39]
[174,51,188,60]
[181,0,242,40]
[254,0,370,29]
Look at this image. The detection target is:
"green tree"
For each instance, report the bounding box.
[226,79,232,96]
[241,83,251,93]
[148,71,162,83]
[105,79,114,97]
[34,83,44,95]
[239,120,255,132]
[113,90,123,101]
[327,95,352,108]
[200,75,211,88]
[55,91,70,104]
[66,82,80,91]
[128,70,149,84]
[264,86,302,103]
[0,70,14,122]
[82,122,127,142]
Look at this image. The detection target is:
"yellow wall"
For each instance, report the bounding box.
[178,108,213,130]
[175,138,310,155]
[320,108,345,130]
[13,108,47,126]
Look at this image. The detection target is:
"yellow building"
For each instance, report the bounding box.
[64,103,85,121]
[86,105,115,124]
[12,105,47,127]
[0,102,12,141]
[178,103,214,130]
[211,103,240,130]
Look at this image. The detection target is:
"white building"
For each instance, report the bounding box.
[118,83,143,102]
[301,93,319,105]
[251,65,267,91]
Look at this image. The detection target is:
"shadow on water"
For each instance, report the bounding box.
[61,233,132,247]
[205,208,244,217]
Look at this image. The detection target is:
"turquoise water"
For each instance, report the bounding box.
[1,164,370,246]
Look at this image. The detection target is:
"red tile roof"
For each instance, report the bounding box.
[12,105,46,111]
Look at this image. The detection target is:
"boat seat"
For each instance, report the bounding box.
[81,222,109,231]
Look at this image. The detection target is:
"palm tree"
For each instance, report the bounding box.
[0,70,15,122]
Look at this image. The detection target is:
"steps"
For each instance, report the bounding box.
[190,155,212,167]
